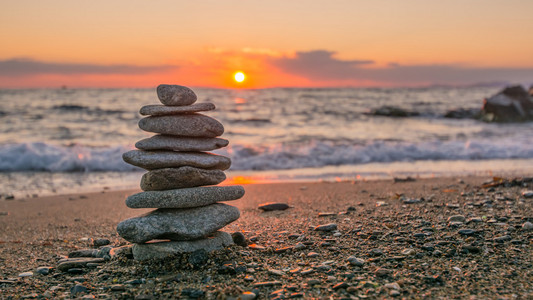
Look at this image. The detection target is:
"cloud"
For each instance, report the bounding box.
[272,50,533,86]
[0,58,178,77]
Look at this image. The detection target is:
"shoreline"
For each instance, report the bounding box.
[2,157,533,199]
[1,175,532,298]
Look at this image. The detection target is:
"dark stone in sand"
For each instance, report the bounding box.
[258,202,290,211]
[93,239,110,247]
[68,249,99,258]
[188,249,209,268]
[123,150,231,170]
[140,103,214,116]
[35,266,53,275]
[132,231,234,260]
[135,135,229,152]
[70,284,87,295]
[231,231,248,246]
[126,185,244,209]
[157,84,197,106]
[117,205,239,243]
[314,223,337,232]
[140,167,226,191]
[458,229,477,236]
[139,114,224,137]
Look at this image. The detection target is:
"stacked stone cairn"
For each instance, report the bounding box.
[117,84,244,260]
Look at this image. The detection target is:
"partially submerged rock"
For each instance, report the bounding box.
[482,85,533,122]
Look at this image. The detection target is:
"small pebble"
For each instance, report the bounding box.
[93,239,110,247]
[522,221,533,231]
[35,267,53,275]
[447,215,466,223]
[18,272,33,277]
[314,223,337,232]
[232,231,248,246]
[347,256,365,266]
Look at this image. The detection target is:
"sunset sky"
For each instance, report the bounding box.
[1,0,532,88]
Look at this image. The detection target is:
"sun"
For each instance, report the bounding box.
[234,71,246,83]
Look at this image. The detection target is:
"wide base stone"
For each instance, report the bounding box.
[132,231,233,261]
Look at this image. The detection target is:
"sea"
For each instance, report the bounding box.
[1,86,533,198]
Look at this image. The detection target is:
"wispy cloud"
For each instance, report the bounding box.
[0,58,178,77]
[272,50,533,86]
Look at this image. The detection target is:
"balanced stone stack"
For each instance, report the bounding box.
[117,84,244,260]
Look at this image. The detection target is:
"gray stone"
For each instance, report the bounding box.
[157,84,197,106]
[57,258,105,271]
[126,185,245,209]
[314,223,337,232]
[68,249,99,258]
[35,266,53,275]
[447,215,466,223]
[522,221,533,231]
[140,167,226,191]
[123,150,231,170]
[139,114,224,137]
[135,135,229,152]
[140,103,215,116]
[18,272,33,277]
[116,204,240,243]
[132,231,233,260]
[347,256,365,266]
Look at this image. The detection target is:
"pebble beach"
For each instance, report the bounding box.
[1,176,532,299]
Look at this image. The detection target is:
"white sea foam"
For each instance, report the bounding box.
[0,143,137,172]
[1,139,532,172]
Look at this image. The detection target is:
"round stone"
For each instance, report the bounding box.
[157,84,197,106]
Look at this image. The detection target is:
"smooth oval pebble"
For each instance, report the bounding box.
[123,150,231,170]
[116,204,240,243]
[139,114,224,137]
[126,186,245,209]
[140,167,226,191]
[140,103,215,116]
[157,84,197,106]
[135,135,229,152]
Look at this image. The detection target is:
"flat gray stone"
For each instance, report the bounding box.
[140,166,226,191]
[132,231,233,260]
[116,204,240,243]
[126,185,245,208]
[123,150,231,170]
[57,258,105,271]
[139,114,224,137]
[140,103,215,116]
[136,135,229,151]
[157,84,197,106]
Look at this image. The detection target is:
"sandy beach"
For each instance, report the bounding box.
[0,175,531,299]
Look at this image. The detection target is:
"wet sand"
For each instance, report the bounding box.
[0,176,532,298]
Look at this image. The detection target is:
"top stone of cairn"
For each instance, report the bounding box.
[157,84,197,106]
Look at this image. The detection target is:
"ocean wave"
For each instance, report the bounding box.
[0,143,137,172]
[1,139,533,172]
[221,139,533,170]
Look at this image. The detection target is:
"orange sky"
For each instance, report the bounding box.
[1,0,533,88]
